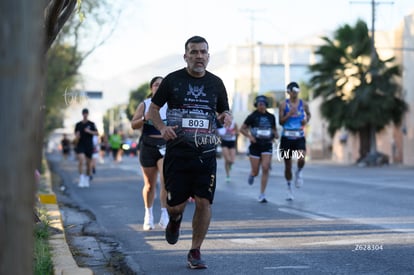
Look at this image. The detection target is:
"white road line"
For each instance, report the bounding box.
[264,265,310,270]
[278,207,333,221]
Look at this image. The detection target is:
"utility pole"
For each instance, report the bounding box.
[350,0,394,164]
[350,0,394,61]
[240,9,264,96]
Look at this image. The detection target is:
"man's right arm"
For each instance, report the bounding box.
[131,102,145,130]
[74,123,80,139]
[148,103,177,140]
[278,101,289,126]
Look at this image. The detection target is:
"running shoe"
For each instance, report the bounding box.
[83,175,90,188]
[158,210,169,229]
[294,169,304,188]
[258,193,267,203]
[187,248,207,269]
[78,175,85,188]
[286,183,294,201]
[248,174,254,185]
[165,214,182,244]
[143,213,154,231]
[226,176,231,183]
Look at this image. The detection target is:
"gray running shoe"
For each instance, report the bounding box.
[187,248,207,269]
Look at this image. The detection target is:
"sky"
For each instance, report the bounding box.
[79,0,414,81]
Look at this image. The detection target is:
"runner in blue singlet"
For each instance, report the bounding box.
[279,82,311,201]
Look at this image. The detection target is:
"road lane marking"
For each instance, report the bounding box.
[264,265,310,270]
[278,207,333,221]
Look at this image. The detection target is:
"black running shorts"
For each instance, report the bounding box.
[248,142,273,158]
[139,136,166,167]
[221,140,236,149]
[279,136,306,156]
[163,154,217,206]
[75,144,93,159]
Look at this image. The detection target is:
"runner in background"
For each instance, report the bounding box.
[217,120,238,182]
[74,108,99,188]
[278,82,311,200]
[131,76,169,231]
[240,95,278,203]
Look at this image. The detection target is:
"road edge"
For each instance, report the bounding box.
[38,158,94,275]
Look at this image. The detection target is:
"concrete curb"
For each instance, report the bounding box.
[38,160,94,275]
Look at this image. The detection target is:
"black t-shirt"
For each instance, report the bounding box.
[74,120,97,149]
[243,110,276,144]
[152,68,229,157]
[61,138,71,151]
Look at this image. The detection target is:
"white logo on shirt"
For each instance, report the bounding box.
[187,84,206,98]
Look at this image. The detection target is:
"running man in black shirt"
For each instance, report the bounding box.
[148,36,232,269]
[74,108,98,188]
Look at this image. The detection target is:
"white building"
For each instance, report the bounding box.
[398,11,414,165]
[76,11,414,164]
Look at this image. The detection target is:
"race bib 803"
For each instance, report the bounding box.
[182,118,210,129]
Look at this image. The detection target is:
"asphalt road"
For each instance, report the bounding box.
[48,152,414,275]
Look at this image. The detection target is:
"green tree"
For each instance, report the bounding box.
[103,104,128,135]
[126,83,151,121]
[44,0,121,134]
[1,1,122,273]
[45,44,82,132]
[309,19,408,163]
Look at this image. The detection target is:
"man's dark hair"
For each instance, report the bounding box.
[185,36,209,51]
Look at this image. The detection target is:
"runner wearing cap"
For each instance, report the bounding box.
[278,82,311,200]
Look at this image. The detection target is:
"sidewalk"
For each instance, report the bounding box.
[37,159,93,275]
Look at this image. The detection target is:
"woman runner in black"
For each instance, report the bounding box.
[240,95,278,203]
[131,76,169,231]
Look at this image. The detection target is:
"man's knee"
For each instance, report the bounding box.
[194,197,211,209]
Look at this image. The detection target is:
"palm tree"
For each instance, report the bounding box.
[309,19,408,164]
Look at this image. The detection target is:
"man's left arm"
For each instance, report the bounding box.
[216,82,232,127]
[86,123,99,136]
[272,116,279,140]
[302,102,311,125]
